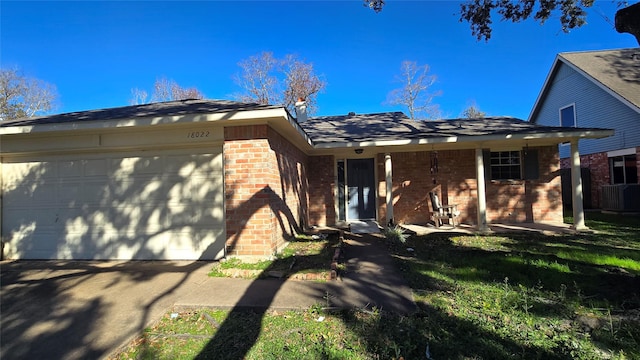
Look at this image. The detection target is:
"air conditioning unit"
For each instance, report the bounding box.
[601,184,640,211]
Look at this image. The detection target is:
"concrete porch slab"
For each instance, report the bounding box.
[400,222,579,236]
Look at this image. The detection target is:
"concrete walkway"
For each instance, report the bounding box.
[0,233,415,360]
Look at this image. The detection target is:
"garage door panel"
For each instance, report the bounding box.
[58,181,82,205]
[85,159,108,176]
[2,149,225,260]
[13,231,59,260]
[59,160,83,177]
[3,180,56,205]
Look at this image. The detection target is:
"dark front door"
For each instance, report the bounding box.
[347,158,376,220]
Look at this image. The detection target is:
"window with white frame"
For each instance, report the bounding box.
[610,154,638,184]
[560,104,576,127]
[490,151,522,180]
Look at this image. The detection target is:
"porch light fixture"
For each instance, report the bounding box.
[355,148,363,154]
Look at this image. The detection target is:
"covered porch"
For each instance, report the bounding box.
[302,115,613,232]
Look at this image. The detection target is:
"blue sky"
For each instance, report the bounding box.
[1,1,637,120]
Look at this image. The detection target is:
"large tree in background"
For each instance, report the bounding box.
[0,68,58,121]
[235,52,280,106]
[386,61,441,120]
[130,76,204,105]
[365,0,640,43]
[235,52,326,115]
[461,103,486,119]
[282,54,326,115]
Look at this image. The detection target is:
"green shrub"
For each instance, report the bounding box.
[384,225,409,244]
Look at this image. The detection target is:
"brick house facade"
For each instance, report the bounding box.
[224,125,309,257]
[225,122,566,257]
[1,100,611,260]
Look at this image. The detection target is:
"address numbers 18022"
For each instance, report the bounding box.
[187,130,210,139]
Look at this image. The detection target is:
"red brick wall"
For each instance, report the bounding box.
[224,125,309,257]
[375,150,478,225]
[486,146,562,223]
[378,147,562,225]
[225,139,562,252]
[308,155,335,226]
[560,152,610,209]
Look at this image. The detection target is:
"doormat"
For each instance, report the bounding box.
[349,220,381,234]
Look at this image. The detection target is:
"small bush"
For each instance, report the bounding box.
[384,225,409,244]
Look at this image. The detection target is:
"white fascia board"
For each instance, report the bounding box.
[607,147,637,157]
[0,107,291,135]
[313,136,460,149]
[528,55,562,123]
[312,129,614,149]
[277,111,314,148]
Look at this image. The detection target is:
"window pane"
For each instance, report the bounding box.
[490,151,522,180]
[560,105,575,127]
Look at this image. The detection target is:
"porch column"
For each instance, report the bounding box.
[570,140,588,230]
[475,148,489,232]
[385,153,394,227]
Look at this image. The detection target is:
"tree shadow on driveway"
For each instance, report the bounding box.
[0,260,211,360]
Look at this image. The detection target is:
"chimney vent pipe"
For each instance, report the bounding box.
[295,98,308,123]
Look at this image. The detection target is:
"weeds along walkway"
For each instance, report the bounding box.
[175,233,417,314]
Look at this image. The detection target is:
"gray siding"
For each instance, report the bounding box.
[532,63,640,158]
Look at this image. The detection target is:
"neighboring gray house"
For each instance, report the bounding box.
[529,48,640,210]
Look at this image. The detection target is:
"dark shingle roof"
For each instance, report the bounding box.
[1,99,280,127]
[2,100,611,146]
[559,48,640,109]
[300,112,603,145]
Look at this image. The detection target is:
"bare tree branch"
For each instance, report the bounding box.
[130,76,204,104]
[129,88,148,105]
[234,52,326,115]
[0,67,58,121]
[235,52,281,105]
[282,55,326,115]
[386,61,441,120]
[461,101,486,119]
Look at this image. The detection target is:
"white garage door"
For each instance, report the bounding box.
[1,148,225,260]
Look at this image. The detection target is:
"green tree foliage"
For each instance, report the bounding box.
[364,0,637,42]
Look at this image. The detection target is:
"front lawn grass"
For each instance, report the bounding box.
[389,211,640,359]
[113,212,640,359]
[208,233,339,279]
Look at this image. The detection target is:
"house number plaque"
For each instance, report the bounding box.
[187,130,210,139]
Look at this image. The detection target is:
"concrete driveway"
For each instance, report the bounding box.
[0,236,417,360]
[0,260,213,360]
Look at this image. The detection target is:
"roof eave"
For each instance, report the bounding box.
[528,55,562,123]
[312,129,614,149]
[0,107,292,135]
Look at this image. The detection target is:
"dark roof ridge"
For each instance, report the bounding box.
[559,47,640,56]
[1,99,282,127]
